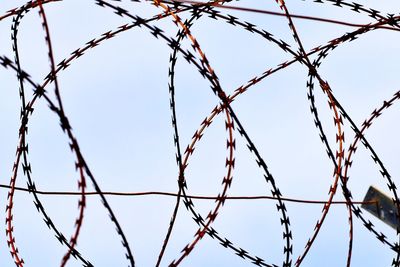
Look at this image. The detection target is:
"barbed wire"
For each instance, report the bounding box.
[0,0,399,266]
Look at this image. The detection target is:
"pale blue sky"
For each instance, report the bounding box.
[0,0,400,266]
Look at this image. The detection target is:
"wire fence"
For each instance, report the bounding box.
[1,0,399,266]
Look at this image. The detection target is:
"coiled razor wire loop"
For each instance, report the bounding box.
[9,1,89,267]
[0,0,399,266]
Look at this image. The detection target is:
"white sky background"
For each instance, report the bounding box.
[0,0,400,266]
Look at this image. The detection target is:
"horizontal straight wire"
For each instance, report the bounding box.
[0,184,374,205]
[171,0,400,31]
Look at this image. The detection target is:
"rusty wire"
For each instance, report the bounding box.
[0,0,399,266]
